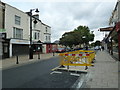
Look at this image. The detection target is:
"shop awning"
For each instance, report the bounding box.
[99,27,113,32]
[33,40,43,44]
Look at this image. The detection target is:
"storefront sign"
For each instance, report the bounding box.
[116,22,120,32]
[11,39,30,44]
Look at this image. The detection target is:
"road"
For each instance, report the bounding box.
[2,56,79,88]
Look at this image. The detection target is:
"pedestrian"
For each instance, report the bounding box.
[102,46,104,51]
[99,46,101,51]
[85,46,88,50]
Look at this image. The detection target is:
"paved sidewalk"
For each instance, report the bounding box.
[0,53,58,70]
[83,51,119,88]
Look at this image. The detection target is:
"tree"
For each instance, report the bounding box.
[59,25,95,48]
[94,40,101,46]
[90,42,95,47]
[74,26,94,45]
[59,31,76,48]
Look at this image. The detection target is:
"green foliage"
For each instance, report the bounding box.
[90,42,95,47]
[94,40,101,46]
[59,25,95,48]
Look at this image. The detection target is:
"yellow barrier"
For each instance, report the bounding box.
[59,50,95,68]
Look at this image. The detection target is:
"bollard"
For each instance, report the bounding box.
[53,52,55,56]
[85,66,88,70]
[67,65,69,70]
[38,52,40,59]
[16,56,19,64]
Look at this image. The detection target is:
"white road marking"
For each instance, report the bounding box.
[29,60,33,61]
[50,71,62,74]
[70,73,80,76]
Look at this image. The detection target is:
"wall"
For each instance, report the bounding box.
[0,2,4,29]
[118,0,120,21]
[5,4,29,40]
[32,19,42,42]
[42,24,51,43]
[0,41,2,58]
[42,44,46,53]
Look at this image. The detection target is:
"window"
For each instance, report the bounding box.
[49,36,50,41]
[46,36,47,41]
[34,32,37,39]
[13,27,23,39]
[46,27,47,32]
[15,15,21,25]
[34,23,36,28]
[38,33,39,39]
[34,32,40,40]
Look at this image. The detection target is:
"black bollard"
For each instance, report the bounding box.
[16,56,19,64]
[38,52,40,59]
[53,52,55,56]
[67,65,69,70]
[85,66,88,70]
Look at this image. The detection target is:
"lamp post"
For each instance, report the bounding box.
[82,36,88,70]
[29,8,39,59]
[82,36,86,49]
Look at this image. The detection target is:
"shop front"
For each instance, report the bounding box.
[106,22,120,61]
[0,33,10,59]
[10,39,30,57]
[32,40,43,54]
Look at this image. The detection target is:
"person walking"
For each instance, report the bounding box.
[102,46,104,51]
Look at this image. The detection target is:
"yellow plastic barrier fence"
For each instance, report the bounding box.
[59,50,95,68]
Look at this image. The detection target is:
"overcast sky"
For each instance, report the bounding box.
[2,0,117,42]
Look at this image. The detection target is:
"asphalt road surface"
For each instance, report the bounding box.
[2,56,79,88]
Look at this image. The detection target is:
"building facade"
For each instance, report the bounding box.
[5,3,30,57]
[0,1,51,58]
[0,2,9,59]
[103,0,120,61]
[108,0,120,61]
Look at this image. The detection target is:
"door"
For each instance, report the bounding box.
[3,42,9,58]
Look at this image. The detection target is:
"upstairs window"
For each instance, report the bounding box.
[13,27,23,39]
[46,36,47,41]
[49,36,50,41]
[46,27,47,32]
[34,32,37,39]
[34,32,40,40]
[15,15,21,25]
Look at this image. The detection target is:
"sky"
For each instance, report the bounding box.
[1,0,117,42]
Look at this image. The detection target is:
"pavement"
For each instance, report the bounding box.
[81,50,119,88]
[0,53,58,70]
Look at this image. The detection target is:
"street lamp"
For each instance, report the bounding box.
[82,36,88,50]
[29,8,39,59]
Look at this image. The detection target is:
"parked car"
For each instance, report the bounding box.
[94,46,101,50]
[56,48,66,53]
